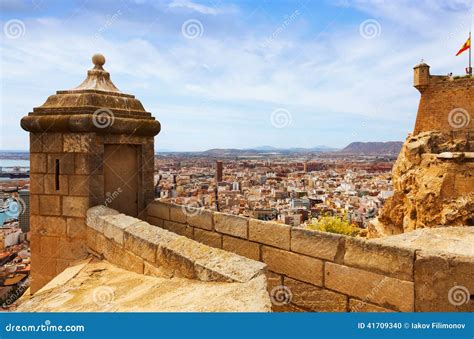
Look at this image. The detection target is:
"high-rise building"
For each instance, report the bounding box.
[216,161,223,182]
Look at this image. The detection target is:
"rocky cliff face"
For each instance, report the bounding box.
[370,131,474,237]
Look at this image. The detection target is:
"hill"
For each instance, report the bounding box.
[339,141,403,156]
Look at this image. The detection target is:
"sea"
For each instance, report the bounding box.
[0,159,30,167]
[0,159,28,225]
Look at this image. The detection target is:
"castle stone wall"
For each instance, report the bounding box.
[413,77,474,134]
[144,200,474,312]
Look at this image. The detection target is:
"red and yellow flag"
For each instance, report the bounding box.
[456,36,471,56]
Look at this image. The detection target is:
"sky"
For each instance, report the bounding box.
[1,0,473,151]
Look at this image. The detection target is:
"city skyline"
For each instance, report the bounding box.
[1,0,473,151]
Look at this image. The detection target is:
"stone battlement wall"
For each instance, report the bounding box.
[413,76,474,135]
[85,206,266,284]
[145,200,474,312]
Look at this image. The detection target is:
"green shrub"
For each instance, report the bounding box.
[307,215,360,236]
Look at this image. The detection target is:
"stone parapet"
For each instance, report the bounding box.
[145,200,474,312]
[86,206,266,284]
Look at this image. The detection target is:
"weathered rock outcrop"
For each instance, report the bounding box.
[370,131,474,237]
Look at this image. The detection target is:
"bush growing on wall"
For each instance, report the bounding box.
[307,215,359,236]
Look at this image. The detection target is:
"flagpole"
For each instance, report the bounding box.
[469,31,472,75]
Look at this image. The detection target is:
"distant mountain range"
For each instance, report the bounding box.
[201,145,337,156]
[339,141,403,156]
[155,142,403,156]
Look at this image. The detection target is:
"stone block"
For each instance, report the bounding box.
[262,246,323,286]
[103,214,141,245]
[214,212,248,239]
[47,153,74,175]
[58,237,88,260]
[66,218,86,239]
[249,219,291,250]
[265,270,282,295]
[291,227,345,261]
[63,196,89,217]
[158,236,266,283]
[324,262,414,312]
[414,251,474,312]
[194,247,266,283]
[63,133,94,153]
[105,241,144,274]
[194,228,222,248]
[30,153,47,173]
[85,205,120,233]
[74,153,90,174]
[284,277,348,312]
[349,299,394,312]
[39,236,60,258]
[39,195,61,216]
[156,236,200,279]
[68,175,91,196]
[125,221,178,263]
[29,174,44,194]
[85,227,106,254]
[163,220,193,238]
[30,133,43,153]
[31,254,58,278]
[222,235,260,261]
[143,261,174,278]
[187,209,213,230]
[169,204,187,223]
[147,216,164,227]
[147,201,170,220]
[30,194,39,215]
[42,133,63,153]
[272,303,307,312]
[43,174,69,195]
[35,216,66,237]
[344,237,415,281]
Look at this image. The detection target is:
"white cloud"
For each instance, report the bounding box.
[1,1,472,150]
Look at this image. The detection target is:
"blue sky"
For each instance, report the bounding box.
[1,0,473,151]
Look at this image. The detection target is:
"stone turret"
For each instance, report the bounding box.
[21,54,161,292]
[413,62,430,92]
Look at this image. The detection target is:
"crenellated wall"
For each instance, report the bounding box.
[145,200,474,312]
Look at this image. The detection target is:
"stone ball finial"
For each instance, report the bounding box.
[92,53,105,69]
